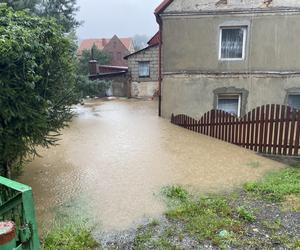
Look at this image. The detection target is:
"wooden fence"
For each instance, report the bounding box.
[171,104,300,156]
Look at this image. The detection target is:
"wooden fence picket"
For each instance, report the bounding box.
[171,104,300,156]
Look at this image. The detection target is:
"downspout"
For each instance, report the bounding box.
[156,14,162,117]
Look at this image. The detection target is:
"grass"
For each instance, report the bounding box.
[164,191,242,247]
[41,224,99,250]
[133,222,179,250]
[161,185,189,203]
[132,168,300,249]
[262,219,282,231]
[244,168,300,202]
[236,206,256,222]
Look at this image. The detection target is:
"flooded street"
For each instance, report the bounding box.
[18,99,284,233]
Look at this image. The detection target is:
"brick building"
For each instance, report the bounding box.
[78,35,134,67]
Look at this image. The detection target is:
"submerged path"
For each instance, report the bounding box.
[18,98,284,232]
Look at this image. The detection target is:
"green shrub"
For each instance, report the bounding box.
[76,75,111,99]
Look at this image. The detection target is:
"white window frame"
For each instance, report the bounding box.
[219,26,247,61]
[217,94,242,117]
[138,61,150,78]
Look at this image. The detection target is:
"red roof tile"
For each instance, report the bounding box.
[148,32,160,46]
[78,37,134,55]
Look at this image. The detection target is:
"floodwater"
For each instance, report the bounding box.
[18,99,284,233]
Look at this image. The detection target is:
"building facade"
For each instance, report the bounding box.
[156,0,300,118]
[125,33,159,98]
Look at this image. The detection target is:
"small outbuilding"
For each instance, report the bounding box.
[125,33,160,98]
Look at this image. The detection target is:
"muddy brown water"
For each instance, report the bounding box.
[18,98,284,233]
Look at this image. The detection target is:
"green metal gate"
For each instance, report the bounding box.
[0,177,40,250]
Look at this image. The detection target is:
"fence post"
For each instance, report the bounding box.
[22,188,40,250]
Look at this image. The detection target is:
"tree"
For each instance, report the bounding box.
[41,0,80,33]
[78,45,111,75]
[0,0,39,11]
[0,7,78,177]
[0,0,80,33]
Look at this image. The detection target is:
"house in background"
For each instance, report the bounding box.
[155,0,300,118]
[84,35,134,97]
[125,32,160,98]
[79,35,135,67]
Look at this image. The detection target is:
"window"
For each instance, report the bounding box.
[138,61,150,77]
[217,94,241,116]
[219,27,247,60]
[288,95,300,109]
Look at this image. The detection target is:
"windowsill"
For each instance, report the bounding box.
[138,76,150,78]
[219,58,245,62]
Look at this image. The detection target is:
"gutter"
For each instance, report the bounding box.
[154,0,174,117]
[157,16,162,117]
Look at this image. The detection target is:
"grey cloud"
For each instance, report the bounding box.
[76,0,162,39]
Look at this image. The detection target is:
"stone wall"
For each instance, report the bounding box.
[127,45,159,98]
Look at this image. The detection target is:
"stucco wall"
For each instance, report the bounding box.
[161,74,300,119]
[160,10,300,118]
[131,81,158,98]
[162,14,300,73]
[127,45,159,97]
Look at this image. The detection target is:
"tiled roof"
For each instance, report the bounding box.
[124,44,158,60]
[78,37,134,55]
[148,32,160,46]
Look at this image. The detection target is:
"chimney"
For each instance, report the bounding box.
[89,60,98,75]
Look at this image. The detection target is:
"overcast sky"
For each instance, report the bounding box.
[76,0,162,39]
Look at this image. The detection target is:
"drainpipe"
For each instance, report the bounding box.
[156,15,163,117]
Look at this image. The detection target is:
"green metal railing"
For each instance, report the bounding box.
[0,177,40,250]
